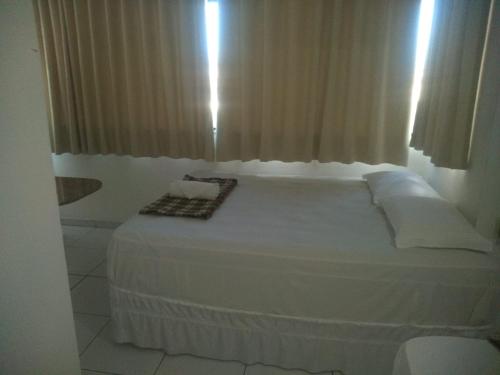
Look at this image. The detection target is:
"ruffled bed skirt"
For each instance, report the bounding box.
[109,284,493,375]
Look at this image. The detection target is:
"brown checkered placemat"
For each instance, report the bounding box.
[139,175,238,219]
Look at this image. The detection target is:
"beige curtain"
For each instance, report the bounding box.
[216,0,420,164]
[34,0,214,160]
[410,0,490,169]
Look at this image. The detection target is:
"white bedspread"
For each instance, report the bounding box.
[108,175,500,374]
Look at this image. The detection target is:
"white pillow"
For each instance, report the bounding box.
[379,195,492,252]
[168,180,220,200]
[363,171,439,205]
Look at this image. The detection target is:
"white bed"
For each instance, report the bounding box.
[107,174,500,375]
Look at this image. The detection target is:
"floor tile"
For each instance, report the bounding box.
[156,354,245,375]
[245,364,331,375]
[74,313,109,354]
[71,277,110,316]
[65,246,107,275]
[80,325,163,375]
[89,261,107,278]
[68,274,84,289]
[74,228,115,250]
[62,225,93,246]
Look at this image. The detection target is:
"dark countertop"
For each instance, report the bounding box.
[56,177,102,206]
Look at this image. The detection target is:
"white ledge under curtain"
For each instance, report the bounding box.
[34,0,214,160]
[216,0,420,165]
[410,0,490,169]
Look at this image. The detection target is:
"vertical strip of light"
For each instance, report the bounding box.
[408,0,435,141]
[205,0,219,133]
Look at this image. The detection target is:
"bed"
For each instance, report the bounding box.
[107,174,500,375]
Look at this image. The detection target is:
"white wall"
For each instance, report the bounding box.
[0,1,80,374]
[54,154,212,224]
[52,150,426,224]
[52,2,500,239]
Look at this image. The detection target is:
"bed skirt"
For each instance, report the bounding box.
[109,284,493,375]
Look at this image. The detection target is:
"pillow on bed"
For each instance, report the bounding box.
[363,171,439,205]
[379,195,492,252]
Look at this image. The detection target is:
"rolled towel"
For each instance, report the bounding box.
[168,180,220,200]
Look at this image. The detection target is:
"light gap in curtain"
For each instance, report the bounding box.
[204,0,220,156]
[407,0,435,142]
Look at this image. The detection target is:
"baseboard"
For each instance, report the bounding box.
[60,218,121,229]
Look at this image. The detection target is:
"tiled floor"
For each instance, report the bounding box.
[64,225,342,375]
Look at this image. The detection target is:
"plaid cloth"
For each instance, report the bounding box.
[139,175,238,219]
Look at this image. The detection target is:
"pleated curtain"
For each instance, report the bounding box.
[216,0,420,164]
[410,0,490,169]
[34,0,214,160]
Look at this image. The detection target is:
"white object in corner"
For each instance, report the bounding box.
[392,336,500,375]
[168,180,220,200]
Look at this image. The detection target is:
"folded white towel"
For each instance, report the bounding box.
[168,180,220,200]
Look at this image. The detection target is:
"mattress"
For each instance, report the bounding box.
[108,174,500,374]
